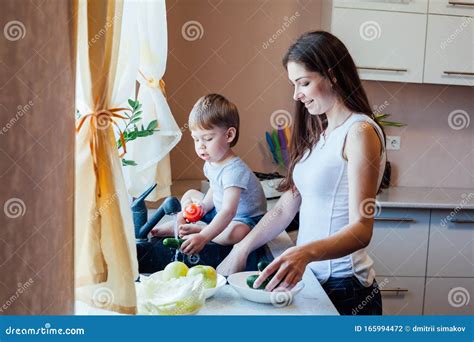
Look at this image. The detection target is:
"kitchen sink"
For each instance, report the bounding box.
[136,237,273,274]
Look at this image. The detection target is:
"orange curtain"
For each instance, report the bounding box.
[75,0,138,314]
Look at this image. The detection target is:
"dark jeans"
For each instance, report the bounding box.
[322,276,383,315]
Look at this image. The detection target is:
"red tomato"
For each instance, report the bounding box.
[183,203,204,223]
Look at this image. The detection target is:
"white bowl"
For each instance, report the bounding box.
[145,271,226,299]
[227,271,304,305]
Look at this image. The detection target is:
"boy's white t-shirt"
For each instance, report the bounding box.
[204,156,267,220]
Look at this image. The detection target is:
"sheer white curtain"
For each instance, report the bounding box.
[123,0,182,201]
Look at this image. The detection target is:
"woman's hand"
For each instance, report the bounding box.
[254,245,310,291]
[216,246,249,276]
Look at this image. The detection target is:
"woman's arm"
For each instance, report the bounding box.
[257,122,382,290]
[216,189,301,275]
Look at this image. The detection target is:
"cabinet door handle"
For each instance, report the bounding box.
[443,71,474,76]
[381,288,409,293]
[358,66,408,73]
[448,1,474,6]
[449,219,474,224]
[374,217,416,222]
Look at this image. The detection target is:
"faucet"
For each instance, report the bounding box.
[132,183,267,273]
[131,183,181,241]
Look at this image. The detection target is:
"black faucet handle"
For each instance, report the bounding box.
[131,183,157,210]
[163,196,182,215]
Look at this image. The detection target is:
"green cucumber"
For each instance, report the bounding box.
[247,260,275,289]
[257,260,270,272]
[246,274,273,290]
[162,238,185,249]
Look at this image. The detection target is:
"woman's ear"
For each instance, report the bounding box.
[226,127,237,144]
[328,68,337,84]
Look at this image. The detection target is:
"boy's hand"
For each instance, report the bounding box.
[176,212,186,226]
[179,223,202,237]
[181,233,208,255]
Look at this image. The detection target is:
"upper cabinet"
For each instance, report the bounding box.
[330,0,474,87]
[333,0,428,13]
[429,0,474,16]
[332,8,427,83]
[424,14,473,86]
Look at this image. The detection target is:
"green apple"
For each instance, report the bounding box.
[187,265,217,289]
[162,261,189,281]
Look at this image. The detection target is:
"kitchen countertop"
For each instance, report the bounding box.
[76,230,339,316]
[376,186,474,210]
[198,231,339,315]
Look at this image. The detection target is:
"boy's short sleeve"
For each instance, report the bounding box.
[221,165,250,191]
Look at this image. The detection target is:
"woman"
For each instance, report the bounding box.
[217,31,386,315]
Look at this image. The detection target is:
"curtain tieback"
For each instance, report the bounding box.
[76,108,131,194]
[139,70,166,97]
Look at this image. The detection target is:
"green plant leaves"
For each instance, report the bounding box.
[147,120,158,130]
[117,99,159,166]
[122,159,138,166]
[375,113,406,127]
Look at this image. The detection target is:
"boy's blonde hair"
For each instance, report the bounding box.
[188,94,240,147]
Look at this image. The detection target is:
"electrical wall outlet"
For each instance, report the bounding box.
[386,136,401,150]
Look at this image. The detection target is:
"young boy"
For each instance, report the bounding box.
[151,94,267,255]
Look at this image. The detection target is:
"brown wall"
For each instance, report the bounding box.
[0,1,75,314]
[166,0,472,189]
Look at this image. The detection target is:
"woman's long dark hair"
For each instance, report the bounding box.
[278,31,386,193]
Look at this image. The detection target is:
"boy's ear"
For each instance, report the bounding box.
[226,127,237,144]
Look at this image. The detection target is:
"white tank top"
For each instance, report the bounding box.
[293,113,386,287]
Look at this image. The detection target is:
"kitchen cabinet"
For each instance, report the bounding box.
[424,277,474,315]
[331,8,427,83]
[427,209,474,277]
[377,276,426,315]
[429,0,474,16]
[334,0,428,13]
[368,208,430,276]
[424,14,474,86]
[368,188,473,315]
[330,0,473,86]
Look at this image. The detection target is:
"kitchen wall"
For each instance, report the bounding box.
[165,0,473,189]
